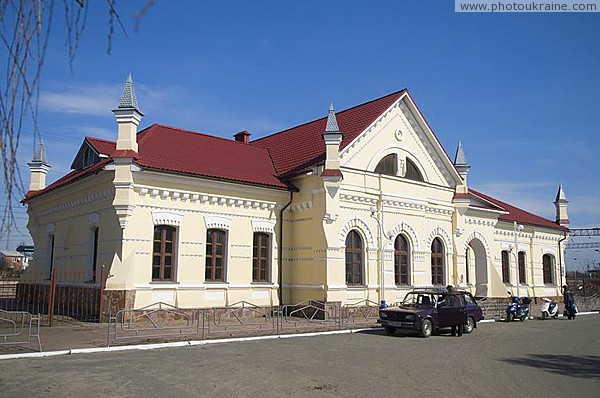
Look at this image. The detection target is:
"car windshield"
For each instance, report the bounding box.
[401,292,435,308]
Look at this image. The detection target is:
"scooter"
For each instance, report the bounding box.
[506,296,530,322]
[540,298,559,320]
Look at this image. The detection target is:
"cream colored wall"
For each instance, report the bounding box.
[25,172,121,283]
[280,93,566,304]
[120,171,290,308]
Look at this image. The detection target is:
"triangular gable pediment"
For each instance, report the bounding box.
[70,139,101,170]
[339,92,463,188]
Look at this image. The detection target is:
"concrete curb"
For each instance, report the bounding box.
[2,311,598,361]
[0,327,372,361]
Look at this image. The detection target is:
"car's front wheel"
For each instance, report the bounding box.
[384,325,396,335]
[463,316,475,334]
[420,319,432,338]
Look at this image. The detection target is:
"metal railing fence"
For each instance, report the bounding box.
[107,299,380,347]
[0,268,105,325]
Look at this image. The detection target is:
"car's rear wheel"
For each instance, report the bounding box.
[384,325,396,335]
[463,316,475,334]
[420,319,432,338]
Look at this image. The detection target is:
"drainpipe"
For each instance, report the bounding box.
[278,191,293,305]
[558,229,568,293]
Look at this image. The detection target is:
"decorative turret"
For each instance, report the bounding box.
[453,141,470,195]
[112,74,143,153]
[321,103,343,181]
[27,142,50,191]
[453,142,470,182]
[554,185,569,227]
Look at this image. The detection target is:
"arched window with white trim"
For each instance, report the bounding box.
[431,238,444,285]
[345,230,364,285]
[394,234,410,285]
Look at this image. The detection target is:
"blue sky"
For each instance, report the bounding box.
[3,0,599,268]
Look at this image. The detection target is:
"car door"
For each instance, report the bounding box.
[437,293,467,327]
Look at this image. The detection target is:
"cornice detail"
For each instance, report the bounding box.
[289,201,312,212]
[465,217,497,227]
[32,188,113,218]
[138,186,276,211]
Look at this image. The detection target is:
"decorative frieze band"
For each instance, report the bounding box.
[138,186,276,211]
[339,194,453,217]
[289,201,312,212]
[33,188,113,217]
[465,217,497,227]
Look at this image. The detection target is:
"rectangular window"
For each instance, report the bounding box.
[253,233,270,282]
[501,250,510,284]
[518,251,526,285]
[92,227,99,283]
[152,225,177,281]
[206,229,226,282]
[47,235,55,279]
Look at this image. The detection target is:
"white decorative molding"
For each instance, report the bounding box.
[252,219,276,233]
[289,201,313,212]
[464,217,497,227]
[88,213,100,228]
[542,247,557,256]
[137,186,276,211]
[387,221,420,252]
[323,213,338,224]
[339,193,378,205]
[395,128,403,141]
[462,230,491,259]
[33,188,113,218]
[338,217,375,247]
[425,226,454,255]
[204,215,232,230]
[398,101,454,186]
[152,210,184,226]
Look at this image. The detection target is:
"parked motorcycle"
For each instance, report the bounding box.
[540,297,559,320]
[506,296,530,322]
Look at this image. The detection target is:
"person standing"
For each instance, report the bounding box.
[563,284,576,320]
[445,285,464,337]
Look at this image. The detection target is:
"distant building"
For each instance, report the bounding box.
[22,75,569,313]
[16,244,34,269]
[0,250,25,272]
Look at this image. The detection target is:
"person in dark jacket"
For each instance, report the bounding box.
[445,285,464,337]
[563,284,576,320]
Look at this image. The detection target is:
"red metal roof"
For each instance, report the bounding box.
[469,189,566,231]
[253,90,407,177]
[25,159,111,200]
[133,124,288,189]
[86,137,116,156]
[24,90,565,233]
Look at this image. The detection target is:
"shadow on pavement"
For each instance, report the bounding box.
[500,354,600,379]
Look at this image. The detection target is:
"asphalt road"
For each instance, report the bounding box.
[1,316,599,398]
